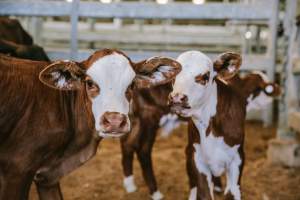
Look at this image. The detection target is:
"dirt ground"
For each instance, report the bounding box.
[29,121,300,200]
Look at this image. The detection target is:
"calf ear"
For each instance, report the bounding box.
[133,57,181,89]
[213,52,242,80]
[263,83,281,97]
[39,60,86,90]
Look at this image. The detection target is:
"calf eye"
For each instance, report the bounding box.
[85,78,100,98]
[86,80,94,88]
[195,72,210,85]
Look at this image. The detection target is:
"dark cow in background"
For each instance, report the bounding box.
[0,17,50,61]
[120,53,279,199]
[121,82,173,200]
[168,51,280,200]
[0,49,181,200]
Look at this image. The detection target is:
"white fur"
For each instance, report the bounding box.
[252,70,269,82]
[51,71,67,88]
[86,53,136,134]
[123,175,137,193]
[246,71,273,111]
[188,187,197,200]
[159,114,181,138]
[151,65,174,84]
[193,119,241,200]
[173,51,242,200]
[214,186,222,192]
[158,65,173,73]
[247,92,272,111]
[171,51,215,118]
[151,190,164,200]
[265,85,274,93]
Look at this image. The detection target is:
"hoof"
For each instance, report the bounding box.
[188,187,197,200]
[214,186,222,193]
[151,190,164,200]
[123,175,137,193]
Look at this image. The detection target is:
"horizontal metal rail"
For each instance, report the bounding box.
[0,1,273,20]
[46,48,273,71]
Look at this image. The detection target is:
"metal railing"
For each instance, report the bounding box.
[0,0,280,124]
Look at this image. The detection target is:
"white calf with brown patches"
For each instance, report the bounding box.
[169,51,243,200]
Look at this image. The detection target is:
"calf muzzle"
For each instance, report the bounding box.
[168,93,190,116]
[100,112,130,136]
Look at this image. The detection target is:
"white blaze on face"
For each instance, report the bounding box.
[86,53,136,132]
[172,51,216,118]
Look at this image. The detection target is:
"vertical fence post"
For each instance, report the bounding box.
[277,0,298,138]
[70,0,79,60]
[263,0,279,126]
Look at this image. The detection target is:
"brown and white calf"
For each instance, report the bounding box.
[120,58,279,199]
[0,49,181,200]
[168,51,279,200]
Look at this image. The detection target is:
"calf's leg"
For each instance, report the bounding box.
[196,172,213,200]
[212,176,222,193]
[185,144,198,200]
[35,182,63,200]
[136,126,163,200]
[0,170,33,200]
[224,148,244,200]
[120,137,137,193]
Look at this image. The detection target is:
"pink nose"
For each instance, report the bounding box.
[100,112,129,133]
[168,93,188,105]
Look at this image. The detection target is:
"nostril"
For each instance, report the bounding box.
[102,115,110,126]
[120,115,127,128]
[169,93,188,104]
[180,95,188,102]
[168,94,174,104]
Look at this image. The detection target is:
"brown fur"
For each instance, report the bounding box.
[0,54,100,200]
[120,83,172,194]
[0,18,49,61]
[0,49,182,200]
[0,17,33,45]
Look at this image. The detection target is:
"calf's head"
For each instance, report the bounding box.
[39,49,181,137]
[241,71,281,111]
[169,51,241,117]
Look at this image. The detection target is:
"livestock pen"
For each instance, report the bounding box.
[0,0,299,200]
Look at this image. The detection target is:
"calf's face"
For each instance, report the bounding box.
[169,51,241,117]
[39,49,181,137]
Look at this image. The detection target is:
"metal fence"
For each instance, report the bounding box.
[0,0,280,125]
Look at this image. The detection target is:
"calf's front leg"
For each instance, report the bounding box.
[35,182,63,200]
[0,169,33,200]
[224,148,244,200]
[35,138,99,200]
[120,137,137,193]
[136,125,163,200]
